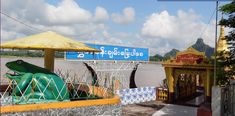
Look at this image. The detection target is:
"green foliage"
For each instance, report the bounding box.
[216,51,230,85]
[0,50,64,58]
[217,0,235,85]
[220,0,235,14]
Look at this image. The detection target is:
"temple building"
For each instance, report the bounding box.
[161,16,229,104]
[162,47,214,103]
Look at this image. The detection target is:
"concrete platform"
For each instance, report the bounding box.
[153,104,197,116]
[186,95,204,106]
[174,92,205,107]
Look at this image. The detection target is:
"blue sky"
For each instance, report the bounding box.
[1,0,230,55]
[46,0,219,33]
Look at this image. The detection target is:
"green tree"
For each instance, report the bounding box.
[218,0,235,85]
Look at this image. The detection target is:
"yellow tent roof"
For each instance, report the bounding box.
[0,31,100,52]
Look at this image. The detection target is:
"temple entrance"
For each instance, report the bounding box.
[162,47,214,105]
[173,69,207,106]
[174,69,206,100]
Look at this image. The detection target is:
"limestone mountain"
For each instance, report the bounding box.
[150,38,215,61]
[164,49,180,59]
[149,54,164,61]
[191,38,214,58]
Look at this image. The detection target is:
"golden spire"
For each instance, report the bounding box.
[217,15,228,53]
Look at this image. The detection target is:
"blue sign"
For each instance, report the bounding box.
[66,43,149,61]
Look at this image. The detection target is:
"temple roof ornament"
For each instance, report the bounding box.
[176,47,205,56]
[162,47,212,68]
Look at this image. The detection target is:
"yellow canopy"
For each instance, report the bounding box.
[0,31,99,52]
[1,31,100,71]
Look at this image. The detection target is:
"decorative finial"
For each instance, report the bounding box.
[219,13,225,39]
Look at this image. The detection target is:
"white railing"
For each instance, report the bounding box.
[0,69,114,106]
[87,61,137,89]
[1,61,137,106]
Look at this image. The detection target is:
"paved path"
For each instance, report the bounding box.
[122,101,164,116]
[152,104,197,116]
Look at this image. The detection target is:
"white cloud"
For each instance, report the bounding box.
[2,0,47,24]
[112,7,135,25]
[1,0,129,49]
[49,26,76,35]
[141,10,215,52]
[142,11,176,38]
[1,0,109,43]
[102,30,111,38]
[1,0,219,56]
[1,30,18,42]
[94,6,109,22]
[46,0,92,25]
[106,37,124,44]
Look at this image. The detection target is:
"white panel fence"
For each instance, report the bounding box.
[116,87,156,105]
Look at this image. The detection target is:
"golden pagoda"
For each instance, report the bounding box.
[217,16,228,53]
